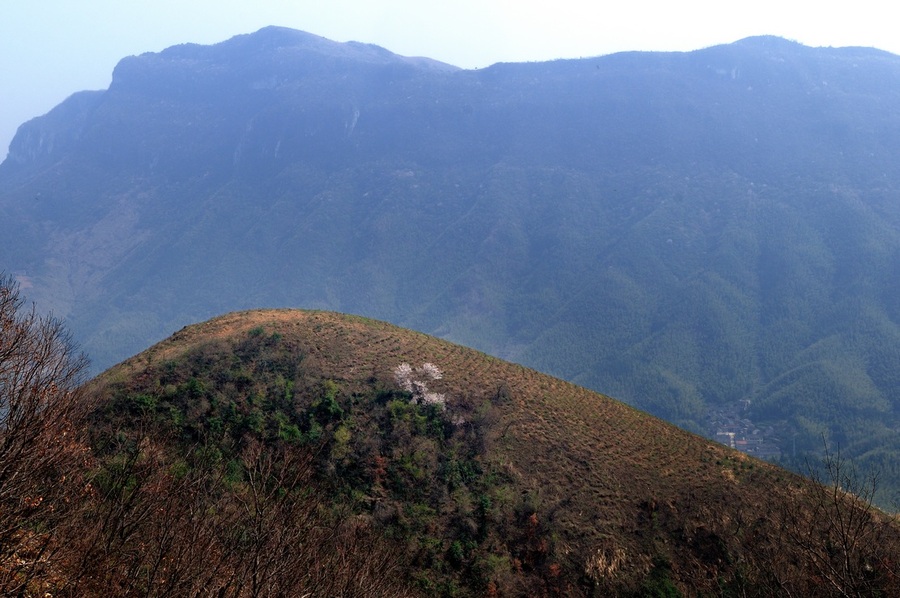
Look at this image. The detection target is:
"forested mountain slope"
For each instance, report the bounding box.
[3,27,900,494]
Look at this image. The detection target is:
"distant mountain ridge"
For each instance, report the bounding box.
[3,28,900,498]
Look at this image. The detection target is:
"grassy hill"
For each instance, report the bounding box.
[47,309,895,596]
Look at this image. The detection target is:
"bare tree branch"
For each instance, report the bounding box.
[0,273,91,593]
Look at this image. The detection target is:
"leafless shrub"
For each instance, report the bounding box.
[760,441,900,597]
[0,273,91,593]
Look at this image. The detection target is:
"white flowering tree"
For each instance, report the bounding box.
[393,362,446,409]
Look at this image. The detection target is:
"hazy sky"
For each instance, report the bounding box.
[2,0,896,159]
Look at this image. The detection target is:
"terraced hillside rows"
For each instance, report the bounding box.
[72,309,900,597]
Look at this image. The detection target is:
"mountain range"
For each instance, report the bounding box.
[3,27,900,498]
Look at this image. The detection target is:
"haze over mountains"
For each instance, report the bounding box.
[3,27,900,494]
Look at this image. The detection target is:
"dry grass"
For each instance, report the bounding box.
[93,308,900,595]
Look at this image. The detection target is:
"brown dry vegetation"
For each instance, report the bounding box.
[86,309,900,596]
[4,306,900,596]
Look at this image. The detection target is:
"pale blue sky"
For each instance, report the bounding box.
[1,0,895,159]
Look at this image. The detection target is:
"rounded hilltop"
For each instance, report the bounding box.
[81,308,900,596]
